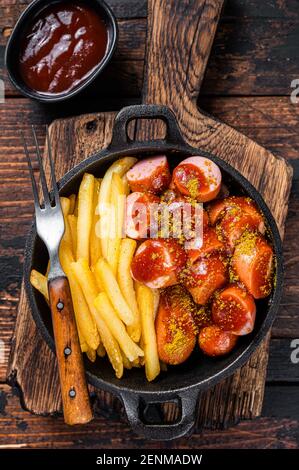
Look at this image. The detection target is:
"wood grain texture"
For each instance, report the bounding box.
[2,0,299,23]
[48,277,92,425]
[0,383,299,448]
[0,2,298,445]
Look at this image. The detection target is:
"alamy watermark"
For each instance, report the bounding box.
[290,339,299,364]
[290,79,299,104]
[0,79,4,104]
[95,199,204,250]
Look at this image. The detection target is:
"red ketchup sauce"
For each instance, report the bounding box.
[173,163,209,198]
[19,2,108,94]
[131,240,187,285]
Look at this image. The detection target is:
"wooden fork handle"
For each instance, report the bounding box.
[48,276,93,425]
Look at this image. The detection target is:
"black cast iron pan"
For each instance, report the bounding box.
[24,104,283,440]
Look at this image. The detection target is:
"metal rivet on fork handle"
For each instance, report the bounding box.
[69,388,76,398]
[57,301,64,311]
[64,347,72,357]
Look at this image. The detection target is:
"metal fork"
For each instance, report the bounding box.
[23,127,93,425]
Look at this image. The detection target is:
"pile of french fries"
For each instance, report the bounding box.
[30,158,161,381]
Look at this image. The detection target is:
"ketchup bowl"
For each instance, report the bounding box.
[5,0,118,102]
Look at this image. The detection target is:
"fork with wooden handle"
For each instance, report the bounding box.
[22,127,93,425]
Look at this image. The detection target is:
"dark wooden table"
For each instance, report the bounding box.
[0,0,299,449]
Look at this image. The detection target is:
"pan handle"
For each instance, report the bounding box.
[108,104,187,150]
[120,389,199,441]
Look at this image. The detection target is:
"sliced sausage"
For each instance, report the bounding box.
[207,196,265,232]
[193,305,213,330]
[183,253,228,305]
[126,155,171,194]
[218,211,265,250]
[172,156,222,202]
[199,325,237,357]
[125,192,160,239]
[212,284,256,335]
[232,233,274,299]
[162,191,209,252]
[155,285,197,365]
[169,200,207,244]
[161,189,182,204]
[186,226,225,263]
[152,190,209,250]
[131,239,187,289]
[181,204,209,235]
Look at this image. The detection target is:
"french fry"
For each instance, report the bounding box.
[59,239,74,265]
[97,343,106,358]
[122,354,141,369]
[118,238,141,342]
[69,194,76,214]
[71,258,99,299]
[139,336,145,366]
[131,358,141,368]
[98,157,137,259]
[94,292,144,362]
[76,173,95,263]
[122,174,130,196]
[136,283,160,382]
[107,173,126,275]
[94,258,135,326]
[96,315,123,378]
[81,343,88,353]
[67,214,77,256]
[90,179,102,266]
[71,258,123,378]
[86,348,96,362]
[78,327,88,353]
[74,196,79,216]
[152,289,160,320]
[70,280,100,351]
[60,196,71,216]
[30,269,49,301]
[99,316,124,378]
[91,264,104,292]
[60,196,72,247]
[59,243,100,350]
[121,351,132,370]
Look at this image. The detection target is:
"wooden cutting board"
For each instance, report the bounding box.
[7,0,292,430]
